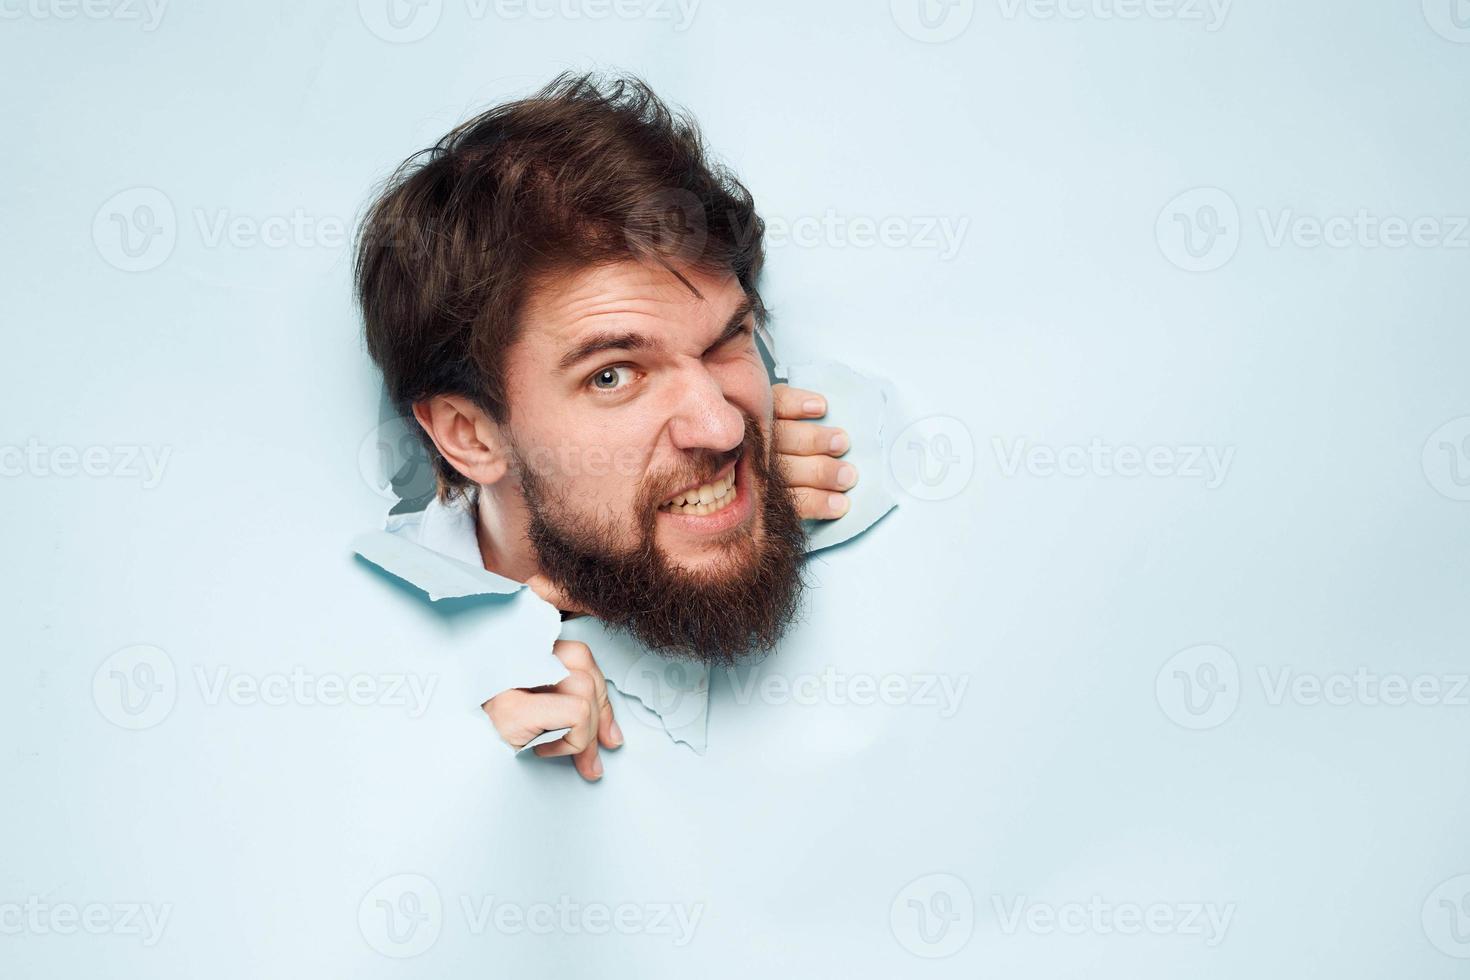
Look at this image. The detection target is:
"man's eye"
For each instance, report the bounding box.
[589,365,634,391]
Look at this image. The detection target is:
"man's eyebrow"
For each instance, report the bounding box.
[707,298,756,349]
[556,299,756,371]
[557,331,661,371]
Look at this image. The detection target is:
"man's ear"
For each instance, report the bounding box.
[411,395,510,486]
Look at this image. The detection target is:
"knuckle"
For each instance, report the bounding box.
[553,639,592,663]
[559,669,597,699]
[483,689,521,722]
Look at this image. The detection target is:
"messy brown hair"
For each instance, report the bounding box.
[353,72,767,499]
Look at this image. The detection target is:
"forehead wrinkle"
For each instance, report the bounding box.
[528,262,739,338]
[543,301,736,369]
[547,291,711,337]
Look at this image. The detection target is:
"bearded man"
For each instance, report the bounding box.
[353,73,878,779]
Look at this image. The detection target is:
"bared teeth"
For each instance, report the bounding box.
[661,468,736,514]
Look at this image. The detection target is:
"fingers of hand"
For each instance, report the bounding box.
[529,669,603,780]
[553,641,622,749]
[781,454,858,494]
[773,383,828,420]
[776,419,850,457]
[485,687,588,752]
[791,486,851,520]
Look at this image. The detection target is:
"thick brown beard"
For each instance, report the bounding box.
[518,416,807,665]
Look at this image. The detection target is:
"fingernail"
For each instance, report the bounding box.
[828,493,849,516]
[803,397,826,415]
[592,757,604,778]
[829,431,849,454]
[610,719,624,746]
[837,464,857,489]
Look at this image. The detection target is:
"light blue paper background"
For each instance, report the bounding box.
[4,2,1470,977]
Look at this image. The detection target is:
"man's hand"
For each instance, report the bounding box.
[481,640,622,782]
[774,383,857,520]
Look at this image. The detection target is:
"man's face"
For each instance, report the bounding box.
[497,260,806,661]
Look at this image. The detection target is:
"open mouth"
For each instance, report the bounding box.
[658,463,738,517]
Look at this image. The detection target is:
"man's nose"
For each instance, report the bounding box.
[666,366,745,453]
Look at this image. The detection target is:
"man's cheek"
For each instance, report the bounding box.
[610,442,655,483]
